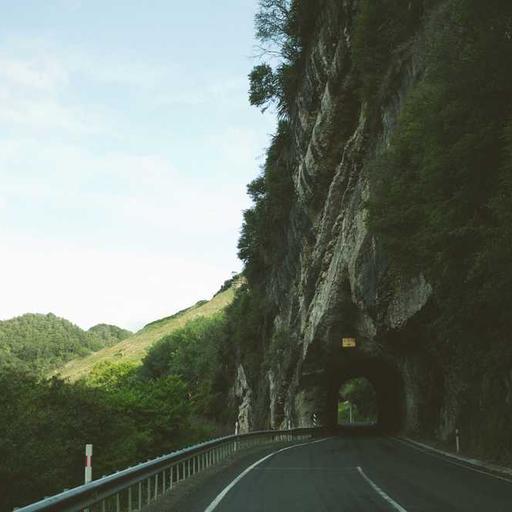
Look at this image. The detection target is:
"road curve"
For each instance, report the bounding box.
[197,433,512,511]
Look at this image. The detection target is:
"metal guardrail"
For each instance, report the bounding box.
[16,427,321,512]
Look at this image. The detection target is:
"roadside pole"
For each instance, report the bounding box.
[85,444,93,484]
[234,421,240,452]
[455,429,460,454]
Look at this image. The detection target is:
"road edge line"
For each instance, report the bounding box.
[393,437,512,484]
[356,466,408,512]
[203,437,330,512]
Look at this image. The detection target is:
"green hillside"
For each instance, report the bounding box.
[0,313,108,374]
[56,286,236,381]
[88,324,132,346]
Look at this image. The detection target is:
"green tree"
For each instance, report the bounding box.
[142,315,230,420]
[0,363,196,511]
[0,313,116,375]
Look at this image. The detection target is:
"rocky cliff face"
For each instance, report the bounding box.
[235,0,512,463]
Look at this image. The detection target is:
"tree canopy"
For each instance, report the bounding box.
[0,313,119,374]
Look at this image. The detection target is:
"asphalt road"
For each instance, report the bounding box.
[173,432,512,512]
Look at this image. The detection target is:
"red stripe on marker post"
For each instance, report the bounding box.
[85,444,93,484]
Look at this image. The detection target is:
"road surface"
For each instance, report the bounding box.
[168,432,512,511]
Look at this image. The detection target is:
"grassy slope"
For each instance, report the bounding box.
[56,287,235,381]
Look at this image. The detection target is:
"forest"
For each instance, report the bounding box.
[0,313,131,375]
[0,314,231,511]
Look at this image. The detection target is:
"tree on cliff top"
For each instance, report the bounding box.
[249,0,323,115]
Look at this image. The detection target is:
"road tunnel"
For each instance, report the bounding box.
[325,356,405,433]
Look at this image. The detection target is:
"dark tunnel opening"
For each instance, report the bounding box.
[327,358,405,434]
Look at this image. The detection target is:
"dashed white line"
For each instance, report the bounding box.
[253,466,355,472]
[357,466,409,512]
[203,438,331,512]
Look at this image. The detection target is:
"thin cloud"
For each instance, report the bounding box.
[0,13,274,328]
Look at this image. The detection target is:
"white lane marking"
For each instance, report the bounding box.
[253,466,355,472]
[392,437,512,485]
[204,438,331,512]
[357,466,408,512]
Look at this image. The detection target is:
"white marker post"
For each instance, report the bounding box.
[234,421,240,452]
[455,429,460,454]
[85,444,93,484]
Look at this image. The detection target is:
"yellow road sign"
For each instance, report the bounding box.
[342,337,356,348]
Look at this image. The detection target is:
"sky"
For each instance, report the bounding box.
[0,0,276,330]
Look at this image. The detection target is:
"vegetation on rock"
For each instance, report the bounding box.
[240,0,512,459]
[249,0,323,116]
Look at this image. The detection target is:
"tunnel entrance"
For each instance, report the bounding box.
[326,357,405,433]
[337,377,378,425]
